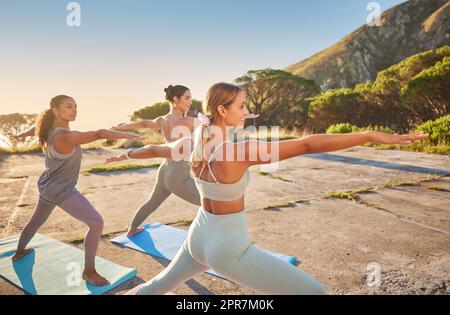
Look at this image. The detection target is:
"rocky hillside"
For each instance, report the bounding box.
[285,0,450,89]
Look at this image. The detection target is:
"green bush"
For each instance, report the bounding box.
[357,125,395,134]
[131,102,170,121]
[325,117,450,155]
[0,146,42,154]
[117,141,146,149]
[416,115,450,145]
[326,123,395,134]
[326,123,359,134]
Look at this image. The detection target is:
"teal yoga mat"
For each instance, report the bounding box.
[111,222,298,279]
[0,234,137,295]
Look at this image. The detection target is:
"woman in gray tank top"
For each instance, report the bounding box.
[12,95,139,287]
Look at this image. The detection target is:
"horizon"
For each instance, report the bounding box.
[1,0,406,131]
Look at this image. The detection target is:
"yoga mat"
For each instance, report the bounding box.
[0,234,137,295]
[111,222,298,279]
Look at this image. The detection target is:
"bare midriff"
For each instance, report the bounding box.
[202,197,245,215]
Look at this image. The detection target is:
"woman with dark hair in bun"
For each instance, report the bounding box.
[111,85,203,237]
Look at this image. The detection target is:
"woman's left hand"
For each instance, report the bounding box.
[244,114,260,120]
[370,131,429,145]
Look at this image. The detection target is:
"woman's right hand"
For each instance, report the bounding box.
[111,123,129,131]
[244,113,260,120]
[105,153,128,164]
[369,131,429,145]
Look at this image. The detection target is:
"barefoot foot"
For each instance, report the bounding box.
[127,227,145,238]
[82,269,110,287]
[12,248,34,261]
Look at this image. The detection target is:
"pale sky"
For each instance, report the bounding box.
[0,0,406,131]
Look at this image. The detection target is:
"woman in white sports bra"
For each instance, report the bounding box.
[125,82,428,295]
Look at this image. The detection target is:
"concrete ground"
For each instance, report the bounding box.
[0,147,449,295]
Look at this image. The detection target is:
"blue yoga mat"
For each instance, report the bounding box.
[0,234,137,295]
[111,222,298,279]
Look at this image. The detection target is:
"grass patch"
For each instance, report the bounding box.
[419,176,442,183]
[270,175,292,182]
[264,201,297,210]
[173,219,193,227]
[424,186,449,192]
[325,192,357,201]
[382,181,416,188]
[69,230,127,244]
[325,189,373,201]
[116,141,147,149]
[256,171,292,182]
[359,200,391,212]
[365,143,450,155]
[381,176,442,189]
[82,163,160,175]
[69,236,85,245]
[0,146,42,154]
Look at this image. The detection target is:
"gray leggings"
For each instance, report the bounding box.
[137,208,326,295]
[130,160,201,229]
[16,191,104,269]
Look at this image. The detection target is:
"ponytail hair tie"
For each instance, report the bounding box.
[197,112,211,126]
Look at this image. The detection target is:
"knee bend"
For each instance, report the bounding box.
[86,217,104,231]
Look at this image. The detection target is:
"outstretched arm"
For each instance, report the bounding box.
[105,137,192,164]
[298,131,373,154]
[243,131,428,166]
[112,117,162,131]
[53,129,140,154]
[11,126,36,141]
[300,131,428,153]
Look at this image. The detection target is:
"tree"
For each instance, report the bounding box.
[376,46,450,85]
[0,113,38,149]
[235,68,320,130]
[356,79,412,132]
[187,99,203,117]
[401,56,450,124]
[307,88,372,132]
[131,102,170,121]
[131,99,203,121]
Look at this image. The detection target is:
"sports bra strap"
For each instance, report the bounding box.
[198,140,232,184]
[207,140,231,163]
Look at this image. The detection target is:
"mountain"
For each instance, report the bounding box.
[285,0,450,89]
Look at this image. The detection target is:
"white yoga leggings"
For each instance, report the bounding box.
[130,160,201,230]
[16,191,104,269]
[137,208,326,295]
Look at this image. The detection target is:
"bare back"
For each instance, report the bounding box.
[159,113,196,143]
